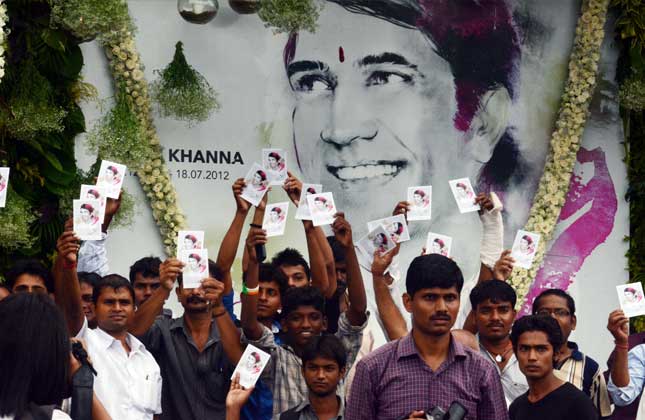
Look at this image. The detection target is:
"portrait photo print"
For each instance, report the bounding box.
[617,282,645,318]
[262,148,288,186]
[295,183,322,220]
[425,232,453,258]
[262,202,290,237]
[407,186,432,221]
[0,167,10,208]
[240,162,270,207]
[357,224,397,264]
[449,178,480,214]
[73,199,103,241]
[511,230,541,269]
[80,184,107,223]
[177,230,205,255]
[306,192,337,226]
[231,344,270,389]
[97,160,126,199]
[367,214,410,244]
[180,248,209,289]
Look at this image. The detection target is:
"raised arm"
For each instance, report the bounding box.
[78,194,121,276]
[216,178,251,294]
[283,172,331,295]
[608,309,630,388]
[240,226,267,341]
[54,220,84,336]
[242,191,268,274]
[371,244,408,340]
[129,258,182,337]
[331,212,367,326]
[202,277,243,363]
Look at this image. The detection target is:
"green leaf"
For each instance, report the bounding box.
[41,28,67,52]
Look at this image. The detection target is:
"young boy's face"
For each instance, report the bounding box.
[258,280,282,319]
[282,305,327,348]
[303,356,345,398]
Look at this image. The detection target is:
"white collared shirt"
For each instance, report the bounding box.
[479,347,528,406]
[77,319,162,420]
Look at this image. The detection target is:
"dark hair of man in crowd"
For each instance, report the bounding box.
[531,288,576,316]
[271,248,311,279]
[301,334,348,370]
[470,279,517,310]
[510,315,564,354]
[5,259,54,293]
[0,293,70,416]
[93,274,135,304]
[78,271,102,288]
[326,236,347,265]
[128,256,162,284]
[282,286,326,318]
[207,259,224,281]
[406,254,464,297]
[259,262,289,296]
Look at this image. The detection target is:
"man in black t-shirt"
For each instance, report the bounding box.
[509,315,598,420]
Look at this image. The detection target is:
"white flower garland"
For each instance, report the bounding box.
[103,32,186,255]
[0,0,7,83]
[508,0,610,304]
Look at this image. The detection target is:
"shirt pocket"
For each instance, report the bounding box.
[132,370,162,413]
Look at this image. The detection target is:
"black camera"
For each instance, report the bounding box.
[425,402,468,420]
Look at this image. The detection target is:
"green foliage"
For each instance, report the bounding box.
[258,0,322,34]
[85,90,150,168]
[0,0,87,273]
[150,41,220,127]
[1,60,67,140]
[611,0,645,331]
[50,0,135,43]
[0,188,38,251]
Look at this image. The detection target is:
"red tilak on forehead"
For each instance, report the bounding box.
[339,46,345,63]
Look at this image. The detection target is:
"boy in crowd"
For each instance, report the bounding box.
[129,256,163,307]
[277,335,348,420]
[242,212,368,416]
[470,280,528,405]
[509,315,598,420]
[78,271,101,328]
[532,289,611,417]
[346,254,508,420]
[5,259,53,295]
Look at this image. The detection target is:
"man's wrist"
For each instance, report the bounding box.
[615,340,629,350]
[63,259,77,270]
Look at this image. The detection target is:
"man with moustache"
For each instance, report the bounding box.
[470,280,528,406]
[345,254,507,420]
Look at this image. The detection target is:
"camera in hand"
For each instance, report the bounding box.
[426,402,468,420]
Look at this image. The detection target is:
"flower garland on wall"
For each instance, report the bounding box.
[508,0,610,305]
[102,34,186,255]
[0,0,6,83]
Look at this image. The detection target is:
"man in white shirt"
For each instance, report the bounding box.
[55,233,163,420]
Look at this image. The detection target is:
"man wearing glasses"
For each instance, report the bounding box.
[532,289,611,418]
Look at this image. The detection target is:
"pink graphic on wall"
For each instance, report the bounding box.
[518,147,618,316]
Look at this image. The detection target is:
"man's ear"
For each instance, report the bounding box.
[571,314,577,332]
[339,366,347,380]
[402,293,413,314]
[322,316,328,332]
[464,87,511,164]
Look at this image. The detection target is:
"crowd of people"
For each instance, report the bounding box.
[0,174,639,420]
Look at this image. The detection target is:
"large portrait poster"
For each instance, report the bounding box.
[77,0,628,361]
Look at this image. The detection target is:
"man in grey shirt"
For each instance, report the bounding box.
[470,279,528,405]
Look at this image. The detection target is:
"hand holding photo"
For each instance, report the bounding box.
[295,183,322,220]
[449,178,480,213]
[263,202,289,237]
[262,148,288,186]
[0,167,9,208]
[240,163,270,207]
[177,230,205,254]
[180,248,209,289]
[510,230,541,269]
[231,344,271,389]
[306,192,337,226]
[367,214,410,244]
[357,224,397,264]
[407,186,432,221]
[73,199,103,241]
[96,160,126,199]
[425,232,452,258]
[617,282,645,318]
[80,185,107,223]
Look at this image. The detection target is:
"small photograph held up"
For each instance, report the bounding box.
[80,184,107,223]
[357,224,397,264]
[180,248,209,289]
[177,230,205,254]
[231,344,271,389]
[0,167,10,208]
[262,202,289,237]
[407,186,432,221]
[449,178,480,214]
[306,192,337,226]
[425,232,452,258]
[73,199,103,241]
[510,230,541,269]
[96,160,126,199]
[262,148,288,186]
[295,183,322,220]
[617,282,645,318]
[240,163,270,207]
[367,214,410,244]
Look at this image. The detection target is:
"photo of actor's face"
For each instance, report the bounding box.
[268,153,282,171]
[374,233,387,248]
[86,190,100,200]
[245,352,262,372]
[520,236,533,254]
[79,204,95,225]
[184,235,197,250]
[432,239,444,254]
[413,192,424,207]
[105,167,117,183]
[286,2,515,227]
[313,197,329,213]
[624,288,639,303]
[269,208,281,223]
[187,255,200,272]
